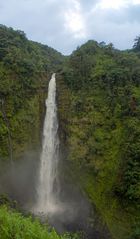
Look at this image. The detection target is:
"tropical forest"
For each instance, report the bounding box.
[0,24,140,239]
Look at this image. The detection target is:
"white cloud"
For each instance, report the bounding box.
[64,0,87,39]
[97,0,140,9]
[99,0,128,9]
[133,0,140,4]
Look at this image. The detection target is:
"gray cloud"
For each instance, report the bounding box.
[99,4,140,24]
[0,0,140,54]
[124,4,140,23]
[80,0,99,9]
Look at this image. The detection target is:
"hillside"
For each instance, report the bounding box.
[0,25,140,239]
[58,40,140,239]
[0,25,64,161]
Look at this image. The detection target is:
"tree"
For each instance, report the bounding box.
[133,36,140,52]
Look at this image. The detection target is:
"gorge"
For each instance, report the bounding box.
[0,25,140,239]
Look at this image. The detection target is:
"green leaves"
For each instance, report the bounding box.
[0,206,80,239]
[60,34,140,238]
[0,25,64,159]
[0,206,57,239]
[133,35,140,52]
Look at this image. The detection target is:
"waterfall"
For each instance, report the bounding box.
[35,73,60,215]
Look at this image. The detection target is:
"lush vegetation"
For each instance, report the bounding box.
[0,205,58,239]
[59,39,140,239]
[0,25,140,239]
[0,205,79,239]
[0,25,63,160]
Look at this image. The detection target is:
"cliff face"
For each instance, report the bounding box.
[0,91,47,160]
[57,41,140,239]
[0,25,63,161]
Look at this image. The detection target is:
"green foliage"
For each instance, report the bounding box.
[0,25,64,160]
[62,232,81,239]
[0,25,63,95]
[116,117,140,202]
[0,206,53,239]
[59,38,140,239]
[63,39,140,202]
[129,227,140,239]
[1,24,140,239]
[133,35,140,52]
[0,205,80,239]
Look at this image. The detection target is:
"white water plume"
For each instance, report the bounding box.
[35,73,60,215]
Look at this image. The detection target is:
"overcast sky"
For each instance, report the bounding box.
[0,0,140,54]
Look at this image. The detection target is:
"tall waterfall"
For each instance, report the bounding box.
[35,73,60,214]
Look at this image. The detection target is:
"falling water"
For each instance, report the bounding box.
[35,73,60,215]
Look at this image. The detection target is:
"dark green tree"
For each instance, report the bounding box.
[133,35,140,52]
